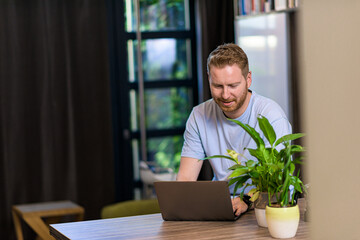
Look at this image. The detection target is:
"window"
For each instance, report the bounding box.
[107,0,198,199]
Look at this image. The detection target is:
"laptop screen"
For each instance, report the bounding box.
[154,181,238,221]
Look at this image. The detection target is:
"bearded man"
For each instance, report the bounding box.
[176,43,292,216]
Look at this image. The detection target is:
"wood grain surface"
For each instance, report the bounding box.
[50,199,309,240]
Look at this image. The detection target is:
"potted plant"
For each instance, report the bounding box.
[202,115,305,232]
[264,131,305,238]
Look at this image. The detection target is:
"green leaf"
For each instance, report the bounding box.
[246,160,256,168]
[228,176,244,186]
[258,115,276,146]
[275,133,305,147]
[228,175,250,187]
[249,190,260,202]
[227,118,264,148]
[240,183,250,198]
[228,164,243,171]
[289,163,295,174]
[248,147,273,164]
[292,156,304,165]
[229,168,249,179]
[200,155,237,163]
[249,170,259,179]
[247,148,265,162]
[233,181,243,197]
[247,188,258,196]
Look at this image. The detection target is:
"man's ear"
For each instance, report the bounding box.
[208,73,212,85]
[246,71,252,88]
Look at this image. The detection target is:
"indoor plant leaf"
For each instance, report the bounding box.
[275,133,305,147]
[228,164,243,171]
[228,176,246,187]
[200,155,237,163]
[258,115,276,146]
[250,190,260,202]
[228,175,251,187]
[246,160,256,168]
[227,118,265,148]
[247,148,265,162]
[228,168,249,179]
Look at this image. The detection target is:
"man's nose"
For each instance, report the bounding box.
[221,87,230,99]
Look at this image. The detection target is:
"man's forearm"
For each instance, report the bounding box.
[177,157,203,181]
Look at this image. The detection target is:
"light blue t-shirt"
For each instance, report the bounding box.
[181,91,292,194]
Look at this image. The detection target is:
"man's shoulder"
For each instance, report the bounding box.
[192,98,217,114]
[188,99,222,127]
[252,92,278,106]
[250,92,288,120]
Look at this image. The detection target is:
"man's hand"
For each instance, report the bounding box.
[232,196,249,216]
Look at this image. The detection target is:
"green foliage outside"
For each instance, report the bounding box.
[148,135,183,172]
[125,0,191,172]
[125,0,187,32]
[145,87,191,172]
[131,39,190,81]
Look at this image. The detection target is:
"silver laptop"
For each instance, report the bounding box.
[154,181,240,221]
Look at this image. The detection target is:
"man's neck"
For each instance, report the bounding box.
[223,90,252,119]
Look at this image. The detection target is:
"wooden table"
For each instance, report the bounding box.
[50,199,309,240]
[12,200,84,240]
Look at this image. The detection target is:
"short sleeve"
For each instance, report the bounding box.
[181,109,206,160]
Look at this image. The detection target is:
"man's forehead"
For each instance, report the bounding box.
[211,65,243,75]
[209,63,242,71]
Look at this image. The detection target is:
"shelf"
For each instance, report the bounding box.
[235,7,297,20]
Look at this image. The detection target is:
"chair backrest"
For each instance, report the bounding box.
[101,199,160,218]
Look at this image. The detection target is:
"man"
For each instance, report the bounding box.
[176,43,291,216]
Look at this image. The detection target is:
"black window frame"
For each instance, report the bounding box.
[107,0,198,201]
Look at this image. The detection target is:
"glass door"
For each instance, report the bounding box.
[108,0,198,199]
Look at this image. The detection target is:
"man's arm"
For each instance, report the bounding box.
[176,157,203,181]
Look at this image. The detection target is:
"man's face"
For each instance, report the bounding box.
[209,64,252,119]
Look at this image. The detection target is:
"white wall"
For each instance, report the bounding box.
[299,0,360,239]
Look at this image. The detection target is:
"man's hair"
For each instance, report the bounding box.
[207,43,249,79]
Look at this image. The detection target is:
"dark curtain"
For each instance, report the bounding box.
[196,0,234,180]
[197,0,235,101]
[289,12,304,184]
[0,1,114,239]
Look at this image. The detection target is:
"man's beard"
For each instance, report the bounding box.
[213,90,248,116]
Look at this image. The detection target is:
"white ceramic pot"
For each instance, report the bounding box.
[254,192,279,227]
[255,208,267,227]
[265,204,300,239]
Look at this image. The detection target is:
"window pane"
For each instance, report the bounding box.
[147,135,183,172]
[130,87,193,131]
[125,0,190,32]
[128,38,192,82]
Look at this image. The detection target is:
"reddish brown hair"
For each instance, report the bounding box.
[207,43,249,79]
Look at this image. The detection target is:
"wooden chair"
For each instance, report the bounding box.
[12,200,84,240]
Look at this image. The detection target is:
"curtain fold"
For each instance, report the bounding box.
[196,0,234,180]
[0,1,114,239]
[197,0,235,101]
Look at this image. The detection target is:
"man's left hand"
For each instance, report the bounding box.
[232,196,248,216]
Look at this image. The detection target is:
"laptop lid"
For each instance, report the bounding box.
[154,181,239,221]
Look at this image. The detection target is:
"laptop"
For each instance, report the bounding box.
[154,181,240,221]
